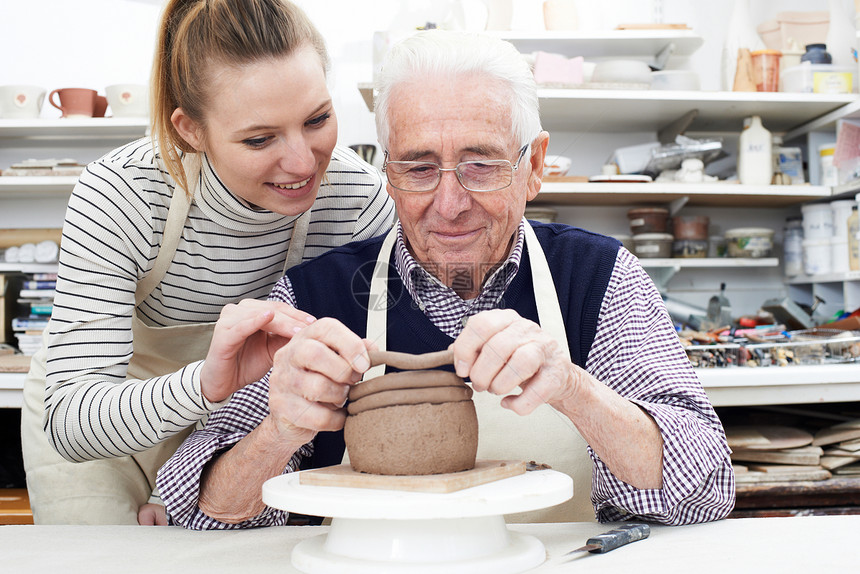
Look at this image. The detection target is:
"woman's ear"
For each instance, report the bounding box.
[171,108,204,151]
[526,131,549,202]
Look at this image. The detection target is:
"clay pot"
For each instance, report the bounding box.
[344,370,478,476]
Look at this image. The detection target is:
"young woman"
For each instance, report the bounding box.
[20,0,395,525]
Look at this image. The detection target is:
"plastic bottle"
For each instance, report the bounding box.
[826,0,858,68]
[819,144,838,186]
[849,203,860,271]
[738,116,773,185]
[721,0,765,91]
[784,216,804,277]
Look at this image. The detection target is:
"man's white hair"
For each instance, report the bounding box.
[374,29,541,151]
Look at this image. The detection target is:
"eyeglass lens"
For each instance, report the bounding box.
[387,160,512,192]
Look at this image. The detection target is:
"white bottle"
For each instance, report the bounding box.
[826,0,858,68]
[721,0,765,91]
[738,116,773,185]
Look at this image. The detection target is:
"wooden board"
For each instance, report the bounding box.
[820,455,860,470]
[734,468,832,484]
[299,460,526,494]
[0,228,62,249]
[731,446,822,466]
[0,353,32,373]
[747,464,824,473]
[726,425,813,450]
[813,426,860,447]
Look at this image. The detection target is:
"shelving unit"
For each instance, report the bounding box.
[357,84,856,135]
[532,181,833,207]
[0,177,77,198]
[483,28,704,58]
[641,257,779,291]
[0,117,149,141]
[698,364,860,407]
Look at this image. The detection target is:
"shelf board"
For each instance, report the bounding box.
[484,29,704,58]
[0,263,58,274]
[0,117,149,140]
[536,89,858,133]
[531,181,832,207]
[357,84,856,134]
[0,176,77,196]
[0,373,25,409]
[784,97,860,141]
[4,362,857,410]
[640,257,778,269]
[699,363,860,407]
[787,270,860,285]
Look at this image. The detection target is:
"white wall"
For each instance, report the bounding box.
[0,0,853,316]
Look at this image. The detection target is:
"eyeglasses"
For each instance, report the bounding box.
[382,145,530,193]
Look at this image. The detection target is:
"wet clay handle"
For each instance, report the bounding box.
[368,347,454,371]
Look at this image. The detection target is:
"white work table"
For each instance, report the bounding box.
[2,516,855,573]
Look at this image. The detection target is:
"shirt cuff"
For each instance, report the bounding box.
[592,401,734,524]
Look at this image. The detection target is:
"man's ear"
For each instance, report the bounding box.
[171,108,204,151]
[526,131,549,202]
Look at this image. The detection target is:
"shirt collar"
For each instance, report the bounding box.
[193,153,302,233]
[394,219,525,305]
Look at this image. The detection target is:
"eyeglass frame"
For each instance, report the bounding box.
[381,144,531,193]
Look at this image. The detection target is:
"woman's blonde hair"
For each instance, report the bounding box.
[150,0,329,195]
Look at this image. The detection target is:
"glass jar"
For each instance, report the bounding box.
[784,216,804,277]
[801,43,833,64]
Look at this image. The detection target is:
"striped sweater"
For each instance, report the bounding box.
[44,138,396,462]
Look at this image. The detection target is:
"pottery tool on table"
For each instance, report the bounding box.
[561,523,650,560]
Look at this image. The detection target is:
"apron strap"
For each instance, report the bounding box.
[521,219,571,361]
[362,226,399,381]
[283,209,312,272]
[136,153,200,306]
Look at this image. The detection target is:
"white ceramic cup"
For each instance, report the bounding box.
[105,84,149,117]
[0,85,46,119]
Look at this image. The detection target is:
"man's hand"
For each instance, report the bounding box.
[453,309,577,415]
[268,317,372,438]
[201,300,316,403]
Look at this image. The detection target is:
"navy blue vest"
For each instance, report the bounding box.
[286,222,620,472]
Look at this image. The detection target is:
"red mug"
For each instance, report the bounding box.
[49,87,97,118]
[93,94,108,118]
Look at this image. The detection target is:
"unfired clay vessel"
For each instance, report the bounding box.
[344,350,478,476]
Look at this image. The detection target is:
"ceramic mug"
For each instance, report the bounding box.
[0,85,46,119]
[93,94,108,118]
[105,84,148,117]
[49,87,97,118]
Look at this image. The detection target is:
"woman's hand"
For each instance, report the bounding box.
[268,317,372,438]
[201,299,316,403]
[452,309,577,415]
[138,503,167,526]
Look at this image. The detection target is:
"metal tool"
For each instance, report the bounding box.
[562,523,650,560]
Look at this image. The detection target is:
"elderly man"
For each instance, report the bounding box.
[158,30,734,529]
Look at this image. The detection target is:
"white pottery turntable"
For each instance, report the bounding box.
[262,462,573,574]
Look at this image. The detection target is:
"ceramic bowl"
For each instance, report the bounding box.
[544,155,572,176]
[592,60,652,87]
[651,70,701,91]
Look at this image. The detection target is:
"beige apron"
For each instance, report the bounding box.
[21,154,311,524]
[360,220,595,523]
